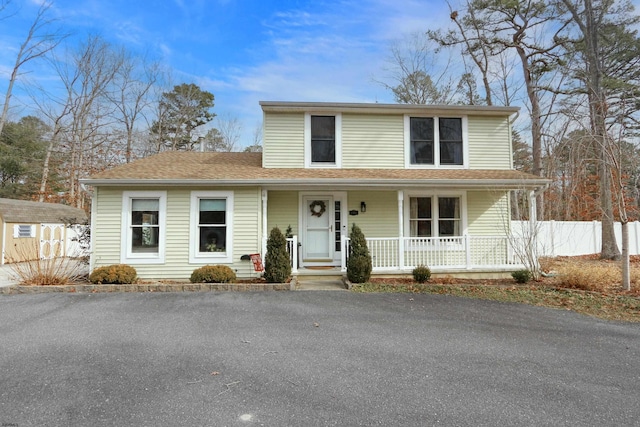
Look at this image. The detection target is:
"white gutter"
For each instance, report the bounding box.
[81,178,550,189]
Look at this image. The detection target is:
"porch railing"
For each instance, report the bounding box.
[341,235,522,272]
[285,236,298,274]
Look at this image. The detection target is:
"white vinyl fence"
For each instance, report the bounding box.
[512,220,640,257]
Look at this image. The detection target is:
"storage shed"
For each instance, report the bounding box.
[0,198,87,264]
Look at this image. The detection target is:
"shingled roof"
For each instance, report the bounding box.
[83,152,549,189]
[0,198,87,224]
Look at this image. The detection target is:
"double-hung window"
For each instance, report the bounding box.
[121,191,166,264]
[305,113,342,167]
[190,191,233,263]
[406,116,466,167]
[408,195,463,238]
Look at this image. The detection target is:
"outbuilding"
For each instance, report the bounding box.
[0,198,87,264]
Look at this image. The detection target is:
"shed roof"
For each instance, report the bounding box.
[83,152,549,189]
[0,198,87,224]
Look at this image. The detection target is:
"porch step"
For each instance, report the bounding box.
[295,278,347,291]
[295,269,346,290]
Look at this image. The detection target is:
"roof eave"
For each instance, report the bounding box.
[259,101,520,116]
[81,178,550,189]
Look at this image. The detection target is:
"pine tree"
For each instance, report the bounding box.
[347,224,372,283]
[264,227,291,283]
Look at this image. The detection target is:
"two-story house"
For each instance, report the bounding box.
[83,101,549,280]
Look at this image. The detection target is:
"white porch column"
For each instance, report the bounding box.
[261,189,268,257]
[397,190,404,271]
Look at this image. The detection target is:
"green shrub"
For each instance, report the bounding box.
[347,224,372,283]
[89,264,137,284]
[264,227,292,283]
[190,265,236,283]
[511,269,532,284]
[413,265,431,283]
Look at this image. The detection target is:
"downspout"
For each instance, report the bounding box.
[261,189,268,258]
[89,186,97,273]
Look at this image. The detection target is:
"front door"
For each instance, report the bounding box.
[302,196,334,264]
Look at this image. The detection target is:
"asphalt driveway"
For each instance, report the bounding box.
[1,291,638,426]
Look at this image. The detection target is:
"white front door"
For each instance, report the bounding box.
[302,196,334,264]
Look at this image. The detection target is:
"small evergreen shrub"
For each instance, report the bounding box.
[413,265,431,283]
[511,269,532,284]
[90,264,137,284]
[264,227,292,283]
[190,265,236,283]
[347,224,372,283]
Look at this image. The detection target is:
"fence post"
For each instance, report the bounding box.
[593,220,599,254]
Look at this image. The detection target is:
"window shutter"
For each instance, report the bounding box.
[13,225,19,238]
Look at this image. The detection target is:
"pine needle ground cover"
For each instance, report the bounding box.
[352,255,640,323]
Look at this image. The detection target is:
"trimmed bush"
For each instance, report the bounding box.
[347,224,372,283]
[511,269,532,284]
[190,265,236,283]
[90,264,137,284]
[264,227,292,283]
[412,265,431,283]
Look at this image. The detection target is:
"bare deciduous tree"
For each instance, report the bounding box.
[0,1,66,138]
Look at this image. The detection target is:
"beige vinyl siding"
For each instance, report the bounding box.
[263,113,305,168]
[92,186,262,280]
[342,114,404,168]
[467,116,512,169]
[267,191,298,236]
[467,190,510,236]
[346,191,398,238]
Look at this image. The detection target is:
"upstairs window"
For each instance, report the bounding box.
[410,117,434,165]
[406,116,466,167]
[305,113,342,167]
[439,118,463,165]
[311,116,335,163]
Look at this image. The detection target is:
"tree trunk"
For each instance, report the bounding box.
[621,221,630,291]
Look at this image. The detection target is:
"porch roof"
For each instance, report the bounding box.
[83,152,549,189]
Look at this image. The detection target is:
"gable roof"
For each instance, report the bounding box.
[83,152,549,189]
[0,198,87,224]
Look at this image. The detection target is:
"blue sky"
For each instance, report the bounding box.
[0,0,454,148]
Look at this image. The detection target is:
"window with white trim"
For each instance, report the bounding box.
[121,191,166,264]
[408,196,462,237]
[305,113,342,168]
[406,116,466,167]
[190,191,233,263]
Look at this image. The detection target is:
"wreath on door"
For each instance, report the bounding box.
[309,200,326,217]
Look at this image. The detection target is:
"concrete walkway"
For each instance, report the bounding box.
[0,264,16,288]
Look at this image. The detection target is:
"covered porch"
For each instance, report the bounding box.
[285,234,524,277]
[261,175,548,278]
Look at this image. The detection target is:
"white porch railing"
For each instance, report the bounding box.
[285,236,298,274]
[340,235,523,272]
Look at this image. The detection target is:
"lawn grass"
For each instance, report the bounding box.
[352,282,640,322]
